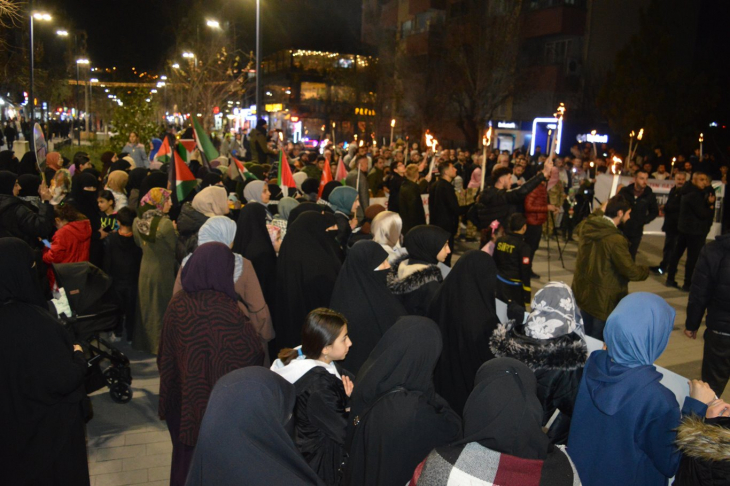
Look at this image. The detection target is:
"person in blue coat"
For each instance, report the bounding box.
[567,292,716,486]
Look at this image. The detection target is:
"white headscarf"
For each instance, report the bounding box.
[243,180,266,204]
[182,216,243,282]
[524,281,585,339]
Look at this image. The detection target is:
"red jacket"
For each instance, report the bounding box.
[524,183,549,226]
[43,219,91,289]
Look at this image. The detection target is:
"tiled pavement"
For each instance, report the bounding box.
[85,234,728,485]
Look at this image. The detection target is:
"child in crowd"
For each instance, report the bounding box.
[103,207,142,343]
[493,213,532,308]
[97,189,119,237]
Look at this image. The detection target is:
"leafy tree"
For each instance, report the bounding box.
[598,0,719,155]
[109,90,161,151]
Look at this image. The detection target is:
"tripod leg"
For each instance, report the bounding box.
[549,211,565,269]
[546,222,551,281]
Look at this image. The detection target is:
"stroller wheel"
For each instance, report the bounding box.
[109,383,133,404]
[103,367,121,385]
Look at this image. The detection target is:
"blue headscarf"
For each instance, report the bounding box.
[328,186,358,215]
[149,138,162,161]
[604,292,675,368]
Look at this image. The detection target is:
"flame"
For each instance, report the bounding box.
[637,128,644,141]
[487,127,492,146]
[699,133,704,142]
[425,131,434,149]
[590,130,597,136]
[630,130,635,138]
[590,161,595,167]
[332,122,336,127]
[390,119,396,128]
[555,102,566,119]
[278,132,283,141]
[354,134,358,140]
[358,140,364,147]
[611,156,622,174]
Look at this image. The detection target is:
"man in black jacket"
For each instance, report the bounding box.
[618,169,659,259]
[385,160,405,213]
[652,171,686,274]
[667,171,716,290]
[493,213,532,307]
[685,233,730,396]
[476,157,553,231]
[429,160,467,265]
[399,163,426,234]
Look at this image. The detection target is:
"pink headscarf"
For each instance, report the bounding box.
[547,167,560,191]
[468,168,482,189]
[46,152,61,171]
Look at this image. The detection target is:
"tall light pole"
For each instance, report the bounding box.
[29,9,52,123]
[255,0,262,119]
[75,58,89,146]
[88,77,98,135]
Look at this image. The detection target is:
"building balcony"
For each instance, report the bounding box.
[522,6,586,38]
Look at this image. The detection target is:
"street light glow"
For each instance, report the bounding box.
[76,59,90,65]
[33,12,52,21]
[89,78,99,83]
[206,19,221,29]
[160,75,167,80]
[56,30,69,37]
[172,63,180,69]
[182,52,195,59]
[157,82,166,88]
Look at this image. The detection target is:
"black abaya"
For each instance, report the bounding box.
[330,240,407,374]
[233,203,277,310]
[0,238,89,485]
[186,367,324,486]
[428,250,501,416]
[344,316,462,486]
[274,211,341,349]
[288,201,333,225]
[68,172,103,267]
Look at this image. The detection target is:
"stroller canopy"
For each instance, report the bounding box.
[53,262,114,316]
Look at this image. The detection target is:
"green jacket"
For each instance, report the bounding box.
[249,128,277,164]
[572,209,649,321]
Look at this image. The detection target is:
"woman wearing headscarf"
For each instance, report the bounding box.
[271,196,299,240]
[0,238,90,486]
[242,180,273,221]
[427,250,500,416]
[301,177,320,202]
[108,158,132,175]
[293,171,308,194]
[148,137,162,162]
[66,171,104,267]
[50,168,72,206]
[138,170,168,203]
[17,151,40,176]
[271,308,353,485]
[133,188,177,355]
[410,358,582,485]
[288,201,333,225]
[330,241,406,374]
[125,167,148,210]
[44,151,62,183]
[175,185,229,262]
[174,216,273,363]
[186,367,325,486]
[105,170,129,209]
[329,185,359,251]
[568,293,715,486]
[387,225,450,316]
[490,281,588,444]
[274,211,342,349]
[16,173,42,209]
[0,149,18,172]
[0,171,54,253]
[319,180,341,210]
[200,172,222,190]
[370,210,406,264]
[233,202,278,314]
[99,150,115,181]
[344,317,462,486]
[158,242,264,485]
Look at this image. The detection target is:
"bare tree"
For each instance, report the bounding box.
[0,0,22,29]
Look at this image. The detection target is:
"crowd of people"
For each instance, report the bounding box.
[1,119,729,486]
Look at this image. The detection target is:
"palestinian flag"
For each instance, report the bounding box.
[232,157,258,181]
[278,151,296,195]
[168,149,197,203]
[335,158,348,182]
[192,117,218,168]
[318,155,333,198]
[177,139,196,162]
[153,136,173,164]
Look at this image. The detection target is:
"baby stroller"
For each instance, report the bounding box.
[52,262,134,404]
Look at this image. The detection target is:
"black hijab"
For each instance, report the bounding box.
[330,240,407,374]
[321,181,341,202]
[345,316,462,486]
[108,159,131,174]
[428,250,500,416]
[233,203,277,308]
[17,152,38,176]
[287,201,333,225]
[200,172,222,190]
[268,183,282,201]
[186,367,323,485]
[0,170,16,195]
[458,358,550,460]
[403,225,450,264]
[274,211,342,349]
[17,174,41,198]
[69,172,99,216]
[127,167,149,192]
[0,150,18,172]
[188,159,202,178]
[0,238,46,307]
[139,171,168,200]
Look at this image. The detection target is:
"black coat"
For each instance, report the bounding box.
[428,178,464,234]
[175,203,209,262]
[385,173,403,213]
[387,256,443,317]
[661,185,682,233]
[618,184,659,237]
[398,179,426,235]
[490,323,587,444]
[293,367,349,486]
[678,183,715,236]
[0,195,54,247]
[477,172,545,229]
[675,416,730,486]
[686,234,730,334]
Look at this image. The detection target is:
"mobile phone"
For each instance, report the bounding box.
[42,239,51,248]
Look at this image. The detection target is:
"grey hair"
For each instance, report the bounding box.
[371,211,402,248]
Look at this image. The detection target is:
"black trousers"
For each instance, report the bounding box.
[702,328,730,397]
[659,230,678,270]
[626,234,643,260]
[524,224,543,272]
[667,232,706,286]
[114,283,138,341]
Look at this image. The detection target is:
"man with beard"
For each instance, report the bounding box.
[652,171,686,274]
[617,168,659,259]
[572,195,649,339]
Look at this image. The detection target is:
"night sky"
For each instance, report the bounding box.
[44,0,363,75]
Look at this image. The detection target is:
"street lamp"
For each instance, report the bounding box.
[182,51,197,69]
[56,29,68,37]
[28,8,52,122]
[172,63,180,69]
[206,19,220,29]
[75,59,90,146]
[255,0,262,119]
